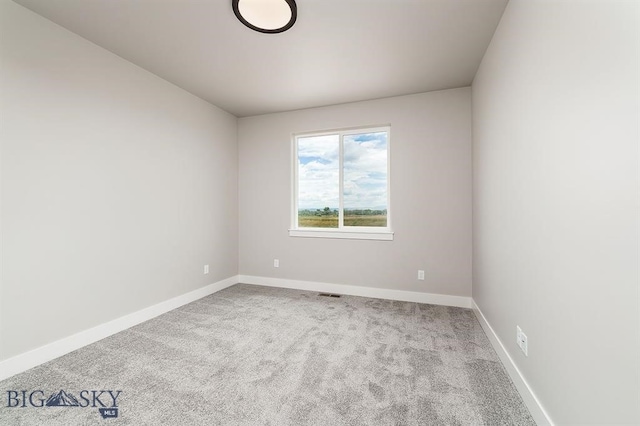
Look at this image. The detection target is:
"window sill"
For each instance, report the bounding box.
[288,229,394,241]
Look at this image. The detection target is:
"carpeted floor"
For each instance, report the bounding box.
[0,284,535,425]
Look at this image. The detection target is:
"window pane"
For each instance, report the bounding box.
[297,135,339,228]
[343,131,388,227]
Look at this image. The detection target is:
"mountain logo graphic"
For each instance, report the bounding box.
[45,390,80,407]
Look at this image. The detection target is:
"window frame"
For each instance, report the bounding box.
[289,125,393,241]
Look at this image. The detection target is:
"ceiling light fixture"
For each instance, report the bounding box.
[232,0,297,34]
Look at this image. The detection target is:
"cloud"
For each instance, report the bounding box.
[298,135,339,209]
[344,132,388,209]
[297,131,388,210]
[297,135,339,165]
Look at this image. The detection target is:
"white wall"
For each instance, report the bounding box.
[472,0,639,424]
[239,89,472,297]
[0,0,238,361]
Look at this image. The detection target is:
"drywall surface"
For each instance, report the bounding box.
[239,88,472,297]
[0,0,238,360]
[472,0,639,423]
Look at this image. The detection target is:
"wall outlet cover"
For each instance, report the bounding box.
[516,326,528,356]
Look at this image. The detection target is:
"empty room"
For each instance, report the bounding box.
[0,0,638,424]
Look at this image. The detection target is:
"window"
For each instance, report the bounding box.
[290,126,392,240]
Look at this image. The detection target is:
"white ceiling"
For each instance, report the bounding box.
[13,0,508,117]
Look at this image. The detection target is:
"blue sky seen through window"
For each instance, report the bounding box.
[297,134,340,210]
[344,132,388,211]
[297,130,388,228]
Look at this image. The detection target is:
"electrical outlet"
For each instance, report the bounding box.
[516,326,528,356]
[204,264,209,274]
[418,270,425,280]
[273,259,279,268]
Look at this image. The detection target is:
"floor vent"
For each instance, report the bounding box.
[318,293,341,298]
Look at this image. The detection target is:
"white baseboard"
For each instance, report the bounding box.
[0,275,239,381]
[238,275,472,309]
[472,300,554,426]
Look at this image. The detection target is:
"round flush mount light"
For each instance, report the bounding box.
[232,0,297,34]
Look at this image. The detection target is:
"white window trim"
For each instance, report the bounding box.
[289,125,393,241]
[288,229,394,241]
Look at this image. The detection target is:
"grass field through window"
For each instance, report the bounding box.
[298,209,387,228]
[344,215,387,227]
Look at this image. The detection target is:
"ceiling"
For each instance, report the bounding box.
[13,0,508,117]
